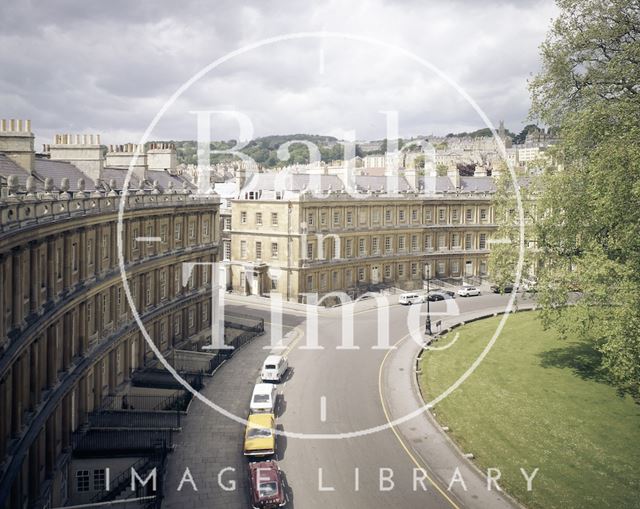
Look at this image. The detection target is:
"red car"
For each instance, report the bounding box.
[248,460,287,508]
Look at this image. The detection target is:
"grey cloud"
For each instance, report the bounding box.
[0,0,558,145]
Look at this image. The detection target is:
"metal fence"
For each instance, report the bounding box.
[99,390,193,412]
[224,313,265,333]
[131,370,204,391]
[88,409,181,430]
[71,429,173,457]
[226,329,259,351]
[88,445,169,506]
[166,327,263,375]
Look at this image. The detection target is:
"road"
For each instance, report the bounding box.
[163,292,534,508]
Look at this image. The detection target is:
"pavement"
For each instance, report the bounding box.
[381,302,536,509]
[160,292,537,508]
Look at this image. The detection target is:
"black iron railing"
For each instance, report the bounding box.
[224,313,265,333]
[89,456,151,503]
[99,390,192,412]
[72,429,173,457]
[131,370,204,391]
[88,409,181,430]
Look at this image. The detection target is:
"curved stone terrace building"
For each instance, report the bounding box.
[0,120,220,509]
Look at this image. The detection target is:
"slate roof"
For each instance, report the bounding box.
[240,171,497,198]
[34,158,96,192]
[99,167,142,191]
[459,176,496,192]
[241,173,346,198]
[145,170,195,191]
[354,175,412,192]
[0,154,32,189]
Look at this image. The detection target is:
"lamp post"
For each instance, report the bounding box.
[425,266,432,336]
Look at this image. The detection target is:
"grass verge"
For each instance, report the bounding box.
[419,311,640,509]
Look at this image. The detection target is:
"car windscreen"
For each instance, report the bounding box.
[253,394,271,403]
[264,364,277,370]
[258,481,278,498]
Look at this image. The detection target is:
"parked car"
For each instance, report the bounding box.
[244,413,276,457]
[248,460,287,508]
[523,279,538,292]
[250,383,278,414]
[457,286,481,297]
[490,283,514,293]
[261,355,288,383]
[427,290,456,301]
[399,293,426,305]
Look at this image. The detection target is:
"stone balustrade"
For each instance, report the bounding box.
[0,175,219,234]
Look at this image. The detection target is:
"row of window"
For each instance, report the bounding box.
[236,206,491,230]
[239,240,278,259]
[304,259,489,290]
[305,233,489,259]
[134,217,210,243]
[235,232,488,262]
[304,206,490,227]
[239,211,279,226]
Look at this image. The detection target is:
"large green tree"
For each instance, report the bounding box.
[530,0,640,396]
[488,165,541,291]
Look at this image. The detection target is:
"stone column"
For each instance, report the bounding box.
[29,241,38,314]
[46,236,55,302]
[46,326,56,388]
[11,365,21,436]
[0,375,7,457]
[11,248,22,329]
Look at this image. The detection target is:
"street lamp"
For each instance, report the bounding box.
[425,265,432,336]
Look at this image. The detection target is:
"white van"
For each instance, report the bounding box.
[399,293,425,305]
[261,355,288,383]
[250,383,278,413]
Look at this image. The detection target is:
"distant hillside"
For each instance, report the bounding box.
[445,127,516,139]
[173,134,343,167]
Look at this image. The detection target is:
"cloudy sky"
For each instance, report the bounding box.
[0,0,558,146]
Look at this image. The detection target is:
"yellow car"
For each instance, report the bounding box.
[243,413,276,457]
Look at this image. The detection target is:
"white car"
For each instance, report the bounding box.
[399,293,426,305]
[457,286,481,297]
[250,383,278,413]
[261,355,288,383]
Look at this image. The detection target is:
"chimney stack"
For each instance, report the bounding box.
[423,142,438,177]
[49,133,104,182]
[105,143,147,181]
[0,118,35,173]
[447,165,461,189]
[147,141,177,172]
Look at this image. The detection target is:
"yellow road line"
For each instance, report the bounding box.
[378,334,461,509]
[282,326,304,356]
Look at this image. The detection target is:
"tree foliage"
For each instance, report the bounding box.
[489,165,541,290]
[530,0,640,396]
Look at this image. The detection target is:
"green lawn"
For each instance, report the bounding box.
[419,311,640,509]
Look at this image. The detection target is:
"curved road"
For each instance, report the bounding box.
[163,292,534,508]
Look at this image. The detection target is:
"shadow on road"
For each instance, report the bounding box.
[276,393,287,417]
[276,424,288,461]
[281,470,295,508]
[281,366,295,383]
